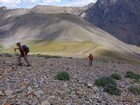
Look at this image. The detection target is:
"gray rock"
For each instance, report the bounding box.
[0,91,4,96]
[41,100,50,105]
[27,87,33,94]
[32,99,39,105]
[38,78,44,87]
[34,90,44,98]
[64,83,68,87]
[93,86,98,92]
[5,89,13,96]
[87,83,93,88]
[118,82,126,88]
[15,89,23,93]
[66,103,72,105]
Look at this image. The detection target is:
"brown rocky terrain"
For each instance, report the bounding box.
[0,54,140,105]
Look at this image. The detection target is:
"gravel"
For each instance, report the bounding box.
[0,54,140,105]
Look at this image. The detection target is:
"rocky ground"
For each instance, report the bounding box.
[0,54,140,105]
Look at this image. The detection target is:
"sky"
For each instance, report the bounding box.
[0,0,97,9]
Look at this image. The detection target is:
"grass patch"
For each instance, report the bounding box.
[133,79,140,83]
[37,54,45,57]
[56,71,70,81]
[37,54,62,58]
[126,71,140,80]
[0,45,3,49]
[128,87,140,95]
[95,77,116,87]
[104,84,121,96]
[44,55,61,58]
[95,76,121,96]
[110,74,122,80]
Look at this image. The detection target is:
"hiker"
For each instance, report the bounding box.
[14,42,31,66]
[88,54,94,66]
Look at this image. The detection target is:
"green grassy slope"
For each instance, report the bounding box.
[1,40,140,63]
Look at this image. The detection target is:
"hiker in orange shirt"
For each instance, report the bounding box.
[88,54,94,66]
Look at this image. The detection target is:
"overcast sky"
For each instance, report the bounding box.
[0,0,97,8]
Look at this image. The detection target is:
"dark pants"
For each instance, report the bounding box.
[89,60,93,66]
[18,55,30,65]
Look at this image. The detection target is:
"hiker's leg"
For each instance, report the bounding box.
[18,55,22,64]
[91,60,93,66]
[89,60,91,66]
[24,56,30,65]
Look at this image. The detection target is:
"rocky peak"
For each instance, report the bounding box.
[0,6,7,10]
[97,0,119,8]
[96,0,140,11]
[84,0,140,45]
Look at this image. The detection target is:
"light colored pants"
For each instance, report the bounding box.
[18,55,30,65]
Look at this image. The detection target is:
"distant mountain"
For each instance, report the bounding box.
[31,5,79,15]
[0,3,93,17]
[83,0,140,45]
[0,4,93,41]
[31,4,94,15]
[0,6,7,13]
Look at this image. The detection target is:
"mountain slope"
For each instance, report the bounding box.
[31,3,94,15]
[83,0,140,45]
[0,10,140,61]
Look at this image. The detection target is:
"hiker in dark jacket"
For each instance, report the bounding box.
[88,54,94,66]
[14,42,31,66]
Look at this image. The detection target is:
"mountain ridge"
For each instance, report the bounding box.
[0,3,94,16]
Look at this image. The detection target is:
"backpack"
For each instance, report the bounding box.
[22,45,29,53]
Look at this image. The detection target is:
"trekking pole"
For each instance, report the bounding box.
[14,48,16,55]
[14,48,18,66]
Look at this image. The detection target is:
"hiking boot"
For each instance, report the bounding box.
[26,64,31,67]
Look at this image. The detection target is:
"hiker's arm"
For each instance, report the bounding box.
[14,48,19,52]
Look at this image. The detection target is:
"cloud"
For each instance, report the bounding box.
[31,0,37,3]
[21,0,38,3]
[0,0,21,4]
[57,0,97,7]
[43,0,61,3]
[0,0,96,8]
[0,0,21,7]
[66,0,97,6]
